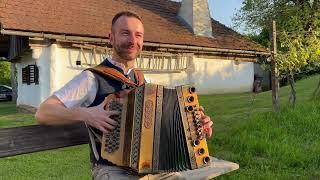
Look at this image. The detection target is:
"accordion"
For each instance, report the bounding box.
[101,84,211,174]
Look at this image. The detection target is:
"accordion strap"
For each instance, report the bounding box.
[134,69,145,86]
[87,65,144,87]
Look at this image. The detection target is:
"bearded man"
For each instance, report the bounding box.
[35,11,213,180]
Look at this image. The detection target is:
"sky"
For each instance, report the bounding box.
[208,0,244,29]
[171,0,245,33]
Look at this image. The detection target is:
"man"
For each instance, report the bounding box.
[36,11,213,180]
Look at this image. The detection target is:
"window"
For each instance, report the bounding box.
[22,65,39,85]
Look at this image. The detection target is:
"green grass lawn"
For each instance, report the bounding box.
[0,75,319,179]
[0,101,36,128]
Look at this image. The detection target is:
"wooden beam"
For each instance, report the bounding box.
[0,123,88,158]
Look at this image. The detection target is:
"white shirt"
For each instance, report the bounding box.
[54,59,134,108]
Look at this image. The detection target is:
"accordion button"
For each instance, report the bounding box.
[193,119,200,124]
[192,139,200,146]
[198,148,205,155]
[186,105,194,112]
[187,96,194,103]
[196,131,203,136]
[198,136,204,140]
[203,156,210,164]
[189,87,196,93]
[106,149,112,153]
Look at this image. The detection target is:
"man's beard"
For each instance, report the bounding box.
[114,42,141,61]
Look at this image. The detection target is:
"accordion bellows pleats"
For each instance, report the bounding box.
[101,84,211,174]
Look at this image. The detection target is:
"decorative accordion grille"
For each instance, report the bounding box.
[131,87,144,168]
[104,101,122,153]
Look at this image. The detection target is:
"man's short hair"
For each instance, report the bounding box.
[111,11,143,29]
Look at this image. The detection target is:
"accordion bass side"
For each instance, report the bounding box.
[101,84,211,174]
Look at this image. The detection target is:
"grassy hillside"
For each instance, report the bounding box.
[199,75,320,179]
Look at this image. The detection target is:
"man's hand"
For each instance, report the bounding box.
[198,106,213,138]
[82,97,120,134]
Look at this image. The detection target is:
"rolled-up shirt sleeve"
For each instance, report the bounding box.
[53,70,97,108]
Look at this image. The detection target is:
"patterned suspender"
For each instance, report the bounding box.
[87,65,145,87]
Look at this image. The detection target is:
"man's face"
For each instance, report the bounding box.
[110,16,144,62]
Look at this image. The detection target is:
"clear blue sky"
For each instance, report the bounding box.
[208,0,244,30]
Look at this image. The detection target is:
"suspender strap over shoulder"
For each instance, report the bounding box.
[87,65,145,87]
[134,70,145,86]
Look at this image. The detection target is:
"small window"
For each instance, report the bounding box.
[22,65,39,85]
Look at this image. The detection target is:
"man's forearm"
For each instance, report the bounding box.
[36,105,88,125]
[35,96,89,125]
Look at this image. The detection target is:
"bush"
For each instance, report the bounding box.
[0,61,11,85]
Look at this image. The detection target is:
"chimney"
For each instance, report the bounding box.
[178,0,213,37]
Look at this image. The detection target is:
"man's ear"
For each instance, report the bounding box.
[109,33,113,46]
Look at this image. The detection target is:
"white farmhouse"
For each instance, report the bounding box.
[0,0,268,108]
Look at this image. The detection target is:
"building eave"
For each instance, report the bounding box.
[1,28,271,56]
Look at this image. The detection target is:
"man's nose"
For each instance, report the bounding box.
[127,33,136,44]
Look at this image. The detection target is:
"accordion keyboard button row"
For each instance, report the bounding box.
[191,109,205,142]
[104,101,123,153]
[183,86,211,168]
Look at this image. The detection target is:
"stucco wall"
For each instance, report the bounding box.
[16,45,53,107]
[145,57,254,94]
[191,57,254,94]
[53,46,105,91]
[17,44,254,107]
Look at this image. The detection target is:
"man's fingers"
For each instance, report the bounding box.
[208,121,213,127]
[203,120,213,128]
[204,126,213,138]
[106,110,120,116]
[208,127,212,138]
[98,126,109,134]
[202,115,213,138]
[199,106,205,112]
[105,111,120,126]
[101,120,116,130]
[198,110,204,116]
[201,116,211,124]
[103,116,118,126]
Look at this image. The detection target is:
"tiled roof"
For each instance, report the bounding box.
[0,0,266,52]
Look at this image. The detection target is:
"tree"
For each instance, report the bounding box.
[234,0,320,107]
[0,60,11,85]
[247,28,271,48]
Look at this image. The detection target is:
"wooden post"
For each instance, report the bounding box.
[271,20,280,112]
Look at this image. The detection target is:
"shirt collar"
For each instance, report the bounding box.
[108,58,134,75]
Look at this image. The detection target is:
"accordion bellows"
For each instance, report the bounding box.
[101,84,211,174]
